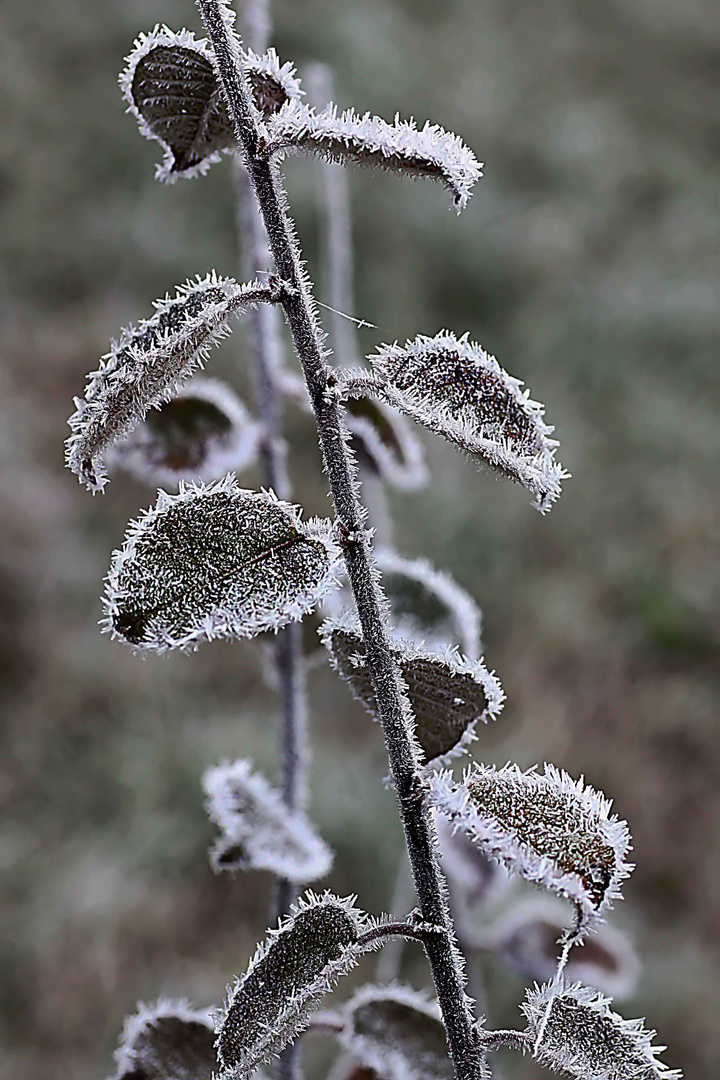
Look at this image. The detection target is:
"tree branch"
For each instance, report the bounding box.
[196,4,488,1078]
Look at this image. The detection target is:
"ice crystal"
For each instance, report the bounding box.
[364,331,567,512]
[110,999,217,1080]
[487,897,640,999]
[345,395,427,491]
[203,758,332,882]
[341,985,453,1080]
[104,475,341,652]
[262,100,482,211]
[522,981,682,1080]
[319,618,503,767]
[216,893,373,1080]
[109,377,260,486]
[120,25,302,180]
[429,764,633,931]
[66,274,273,492]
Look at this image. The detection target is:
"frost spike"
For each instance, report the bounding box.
[216,893,376,1080]
[109,377,260,487]
[485,896,640,999]
[119,25,302,181]
[261,100,482,211]
[104,475,341,652]
[66,275,275,492]
[319,617,503,767]
[522,981,682,1080]
[341,984,454,1080]
[428,763,633,932]
[349,331,568,512]
[203,758,332,882]
[110,998,217,1080]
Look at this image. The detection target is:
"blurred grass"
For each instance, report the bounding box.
[1,0,718,1077]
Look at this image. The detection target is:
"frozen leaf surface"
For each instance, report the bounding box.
[429,764,632,931]
[319,618,503,766]
[263,101,481,211]
[217,893,371,1080]
[487,897,640,998]
[364,331,567,512]
[204,758,332,882]
[110,378,259,486]
[104,475,341,652]
[342,985,453,1080]
[67,274,273,492]
[110,999,217,1080]
[120,25,301,180]
[522,981,682,1080]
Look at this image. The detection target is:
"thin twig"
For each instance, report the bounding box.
[234,4,307,1080]
[357,920,439,948]
[195,4,488,1078]
[477,1030,530,1054]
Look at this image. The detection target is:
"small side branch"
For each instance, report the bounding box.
[357,920,442,949]
[477,1030,530,1055]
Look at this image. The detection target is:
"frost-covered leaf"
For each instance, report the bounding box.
[433,809,511,910]
[429,764,633,931]
[522,981,682,1080]
[341,985,453,1080]
[363,332,568,512]
[67,274,273,492]
[216,893,373,1080]
[110,999,217,1080]
[376,550,482,658]
[486,897,639,998]
[321,551,482,660]
[319,618,503,766]
[120,25,302,180]
[346,396,427,491]
[262,101,482,211]
[104,475,341,652]
[204,759,332,882]
[109,378,260,487]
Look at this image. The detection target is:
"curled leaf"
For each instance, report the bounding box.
[217,893,373,1080]
[362,331,567,512]
[120,25,302,180]
[433,809,511,910]
[67,274,273,492]
[346,396,427,491]
[110,999,217,1080]
[429,764,633,931]
[319,617,503,767]
[375,550,482,659]
[262,101,482,211]
[321,550,482,660]
[104,475,341,652]
[109,377,260,486]
[487,897,640,999]
[204,758,332,882]
[522,981,682,1080]
[341,985,453,1080]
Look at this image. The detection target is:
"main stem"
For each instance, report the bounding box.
[235,2,307,1078]
[196,4,487,1078]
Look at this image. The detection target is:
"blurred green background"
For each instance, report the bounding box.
[1,0,718,1076]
